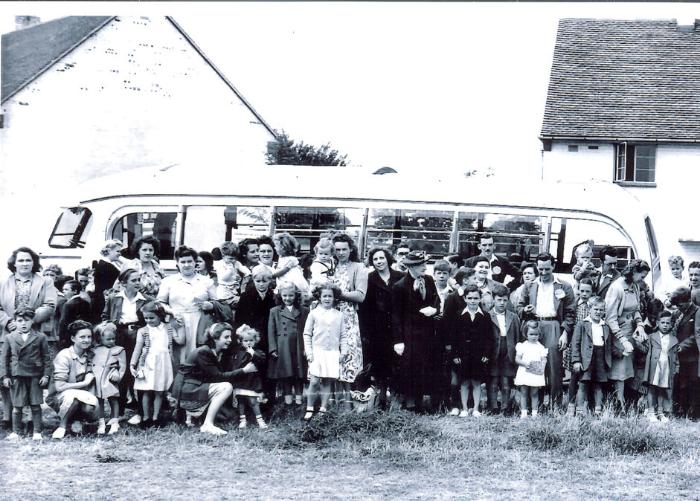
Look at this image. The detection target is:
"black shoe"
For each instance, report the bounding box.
[1,420,11,431]
[24,421,34,435]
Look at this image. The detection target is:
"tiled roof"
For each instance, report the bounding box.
[541,18,700,142]
[2,16,112,102]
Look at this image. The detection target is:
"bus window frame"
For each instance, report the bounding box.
[106,205,182,264]
[48,207,93,249]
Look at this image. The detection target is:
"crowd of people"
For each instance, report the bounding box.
[1,231,699,440]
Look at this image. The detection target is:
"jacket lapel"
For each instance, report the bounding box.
[28,274,44,306]
[17,331,38,353]
[280,307,299,321]
[529,282,539,307]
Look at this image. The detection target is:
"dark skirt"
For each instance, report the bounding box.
[171,371,211,405]
[581,346,608,383]
[10,376,44,407]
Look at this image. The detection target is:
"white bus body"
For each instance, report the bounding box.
[39,164,662,290]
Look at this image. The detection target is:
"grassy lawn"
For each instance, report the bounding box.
[2,407,699,500]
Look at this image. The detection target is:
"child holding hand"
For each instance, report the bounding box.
[514,320,548,418]
[231,325,267,429]
[92,322,126,435]
[1,308,51,440]
[643,310,678,423]
[571,297,612,416]
[303,283,347,420]
[268,283,309,405]
[131,301,181,428]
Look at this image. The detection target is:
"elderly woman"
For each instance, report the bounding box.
[359,247,404,408]
[158,246,231,366]
[172,322,258,435]
[102,268,149,418]
[46,320,98,439]
[0,247,57,430]
[605,259,651,408]
[129,236,165,296]
[331,233,368,409]
[93,239,129,322]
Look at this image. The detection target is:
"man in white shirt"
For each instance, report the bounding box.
[517,253,575,408]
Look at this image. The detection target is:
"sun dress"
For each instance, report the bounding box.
[134,323,174,392]
[514,341,548,387]
[333,262,363,383]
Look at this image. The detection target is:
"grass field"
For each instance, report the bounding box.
[2,407,699,500]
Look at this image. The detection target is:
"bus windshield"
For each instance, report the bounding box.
[49,207,93,249]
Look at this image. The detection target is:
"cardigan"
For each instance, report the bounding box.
[0,273,57,339]
[604,277,643,334]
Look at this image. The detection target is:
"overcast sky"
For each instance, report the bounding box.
[3,2,700,180]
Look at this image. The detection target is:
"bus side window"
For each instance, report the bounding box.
[549,217,635,274]
[274,207,363,254]
[111,212,177,260]
[183,206,271,254]
[49,207,93,249]
[366,208,452,259]
[458,212,545,263]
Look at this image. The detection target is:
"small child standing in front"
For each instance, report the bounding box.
[565,278,594,414]
[309,237,335,287]
[214,241,251,308]
[1,308,51,440]
[268,283,309,405]
[643,310,678,423]
[514,320,548,418]
[92,322,126,435]
[303,283,347,420]
[571,297,612,416]
[131,301,180,428]
[231,325,267,428]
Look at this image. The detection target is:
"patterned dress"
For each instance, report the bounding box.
[334,263,363,383]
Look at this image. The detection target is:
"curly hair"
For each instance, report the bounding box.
[311,282,342,302]
[332,233,360,262]
[621,259,651,283]
[273,232,300,258]
[366,247,394,268]
[131,236,161,260]
[7,247,41,274]
[174,245,198,262]
[236,324,261,344]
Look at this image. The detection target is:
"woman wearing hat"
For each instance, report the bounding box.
[391,250,441,411]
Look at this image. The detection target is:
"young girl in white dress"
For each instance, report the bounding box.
[514,320,548,418]
[131,301,182,427]
[303,283,347,420]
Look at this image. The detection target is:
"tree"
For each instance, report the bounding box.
[266,131,349,166]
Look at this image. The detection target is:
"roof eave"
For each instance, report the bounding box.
[165,16,278,141]
[539,134,700,144]
[1,16,116,105]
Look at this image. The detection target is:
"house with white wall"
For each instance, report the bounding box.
[540,18,700,263]
[0,16,278,197]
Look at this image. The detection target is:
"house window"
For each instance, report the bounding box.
[568,145,579,152]
[615,143,656,183]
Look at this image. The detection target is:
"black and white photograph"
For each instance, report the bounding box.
[1,1,699,498]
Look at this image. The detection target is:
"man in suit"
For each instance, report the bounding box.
[517,252,575,408]
[392,250,440,411]
[391,243,412,273]
[465,233,520,285]
[688,262,700,307]
[596,246,620,300]
[670,286,700,418]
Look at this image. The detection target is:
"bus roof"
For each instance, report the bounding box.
[75,163,646,218]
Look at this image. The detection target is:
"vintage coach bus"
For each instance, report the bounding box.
[39,163,662,289]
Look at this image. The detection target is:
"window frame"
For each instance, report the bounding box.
[48,207,93,249]
[614,143,656,185]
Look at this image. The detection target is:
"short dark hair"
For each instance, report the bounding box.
[688,261,700,271]
[131,236,161,260]
[462,283,481,297]
[454,266,476,285]
[366,247,394,268]
[472,255,490,266]
[491,283,509,298]
[579,278,594,289]
[75,267,91,279]
[670,286,692,306]
[658,310,674,320]
[332,233,360,262]
[68,320,93,339]
[433,260,451,273]
[63,279,81,294]
[14,307,35,320]
[600,246,617,259]
[198,251,215,274]
[238,238,259,264]
[174,245,198,262]
[535,253,555,265]
[445,255,462,267]
[479,233,494,242]
[205,322,234,348]
[520,261,538,275]
[7,247,41,274]
[621,259,651,283]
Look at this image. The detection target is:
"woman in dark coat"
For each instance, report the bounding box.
[172,322,257,435]
[391,251,441,411]
[92,239,129,323]
[359,247,404,408]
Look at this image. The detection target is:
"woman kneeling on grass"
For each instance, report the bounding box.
[172,322,258,436]
[46,320,99,439]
